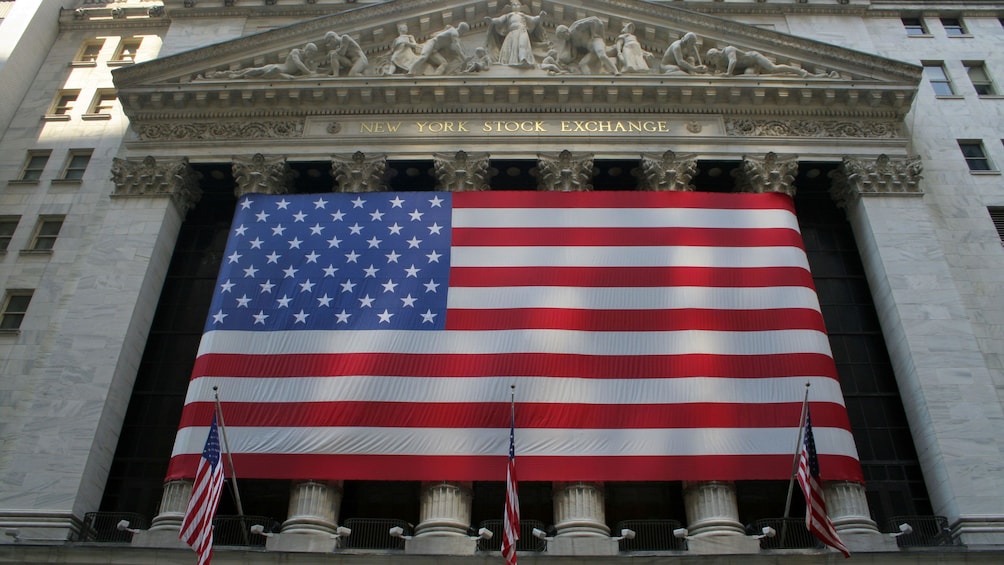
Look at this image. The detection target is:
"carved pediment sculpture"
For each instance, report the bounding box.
[232,154,295,198]
[111,156,203,211]
[484,0,548,69]
[640,150,699,191]
[734,152,799,196]
[658,32,707,75]
[613,23,654,74]
[706,45,836,78]
[538,150,595,192]
[553,17,620,75]
[433,151,490,192]
[204,42,320,80]
[331,152,388,193]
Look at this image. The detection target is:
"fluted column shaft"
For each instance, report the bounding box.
[824,481,879,533]
[149,479,193,531]
[414,482,472,536]
[683,481,745,536]
[553,482,610,537]
[281,480,343,535]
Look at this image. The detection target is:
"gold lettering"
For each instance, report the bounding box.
[457,121,469,132]
[361,122,376,133]
[429,122,444,133]
[561,121,572,132]
[628,121,642,132]
[613,122,627,132]
[385,122,401,132]
[415,121,428,133]
[642,121,656,132]
[658,122,669,132]
[534,121,546,132]
[483,121,493,132]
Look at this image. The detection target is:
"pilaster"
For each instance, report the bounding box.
[537,150,594,192]
[433,150,490,192]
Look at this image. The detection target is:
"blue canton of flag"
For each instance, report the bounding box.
[208,193,452,332]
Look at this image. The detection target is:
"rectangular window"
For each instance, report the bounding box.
[0,291,33,331]
[990,207,1004,244]
[75,40,104,64]
[958,141,994,171]
[18,151,50,181]
[902,17,928,35]
[941,17,967,36]
[922,63,955,95]
[60,150,92,181]
[48,90,79,117]
[29,216,64,251]
[113,38,142,63]
[965,62,997,96]
[0,216,19,252]
[88,91,117,115]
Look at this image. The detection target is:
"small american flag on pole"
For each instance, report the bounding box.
[502,389,519,565]
[797,407,850,558]
[180,414,226,565]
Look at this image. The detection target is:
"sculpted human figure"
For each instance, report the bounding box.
[553,16,619,75]
[323,31,368,76]
[660,32,706,75]
[384,23,421,74]
[212,43,319,79]
[614,22,651,73]
[464,47,493,72]
[484,0,546,68]
[706,45,824,78]
[409,22,470,76]
[540,49,569,74]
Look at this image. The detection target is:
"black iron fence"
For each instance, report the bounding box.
[79,512,149,543]
[615,519,687,551]
[887,515,957,547]
[476,519,547,553]
[751,517,823,550]
[341,518,412,550]
[213,515,274,547]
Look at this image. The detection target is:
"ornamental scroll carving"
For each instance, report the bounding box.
[639,150,698,192]
[232,154,295,198]
[725,119,900,139]
[829,155,924,208]
[111,156,203,211]
[134,121,303,141]
[735,152,799,197]
[537,150,594,192]
[331,151,388,193]
[433,151,490,192]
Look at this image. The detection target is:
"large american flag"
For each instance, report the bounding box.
[167,190,861,482]
[798,407,850,557]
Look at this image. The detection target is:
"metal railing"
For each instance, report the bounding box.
[752,517,823,550]
[615,519,687,551]
[477,519,547,552]
[887,515,958,547]
[213,515,274,547]
[79,512,149,543]
[341,518,411,550]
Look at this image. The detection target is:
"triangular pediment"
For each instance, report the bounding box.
[113,0,920,122]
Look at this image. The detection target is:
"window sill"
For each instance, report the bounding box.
[70,61,97,68]
[107,60,135,67]
[42,114,71,122]
[947,34,974,38]
[935,95,965,100]
[6,180,40,186]
[51,179,83,186]
[19,249,53,256]
[81,113,112,121]
[970,170,1002,176]
[0,329,21,337]
[906,34,934,38]
[977,95,1004,100]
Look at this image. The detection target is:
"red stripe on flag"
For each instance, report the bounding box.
[453,190,797,210]
[452,227,804,247]
[448,266,817,288]
[192,352,840,379]
[444,308,827,332]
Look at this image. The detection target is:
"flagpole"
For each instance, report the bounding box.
[213,386,249,545]
[780,382,811,547]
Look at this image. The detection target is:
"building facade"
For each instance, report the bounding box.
[1,0,1003,562]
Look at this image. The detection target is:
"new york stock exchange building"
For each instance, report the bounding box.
[1,0,1004,563]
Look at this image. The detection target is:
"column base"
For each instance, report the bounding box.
[264,532,339,553]
[953,515,1004,546]
[839,530,900,552]
[130,528,190,549]
[404,535,478,555]
[685,533,761,555]
[546,535,620,556]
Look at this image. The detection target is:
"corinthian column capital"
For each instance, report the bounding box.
[111,156,203,212]
[232,153,294,198]
[735,152,799,196]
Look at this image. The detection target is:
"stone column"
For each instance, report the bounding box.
[148,479,193,532]
[232,153,294,197]
[547,482,618,556]
[639,150,698,191]
[831,155,1004,546]
[433,150,490,191]
[681,481,759,554]
[407,482,477,555]
[331,151,388,192]
[824,481,879,534]
[281,480,342,535]
[734,152,799,196]
[537,150,594,192]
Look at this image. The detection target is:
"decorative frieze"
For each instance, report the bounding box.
[433,150,490,192]
[331,151,388,192]
[537,150,594,192]
[111,156,203,212]
[232,154,295,198]
[639,150,698,191]
[725,119,900,139]
[134,120,303,141]
[829,154,923,207]
[735,152,798,196]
